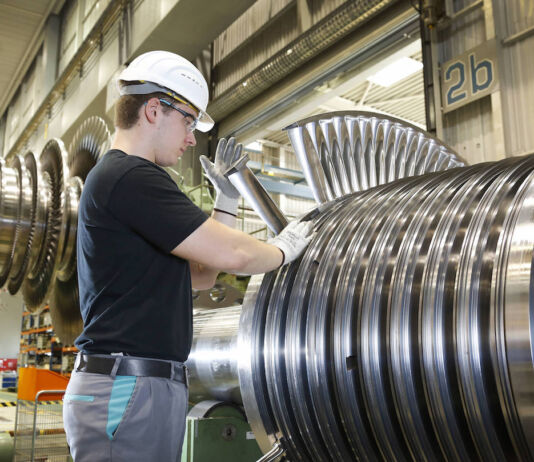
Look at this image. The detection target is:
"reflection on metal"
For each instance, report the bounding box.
[192,281,244,309]
[0,158,21,288]
[187,400,247,420]
[226,154,288,234]
[6,154,36,295]
[0,117,110,344]
[236,153,534,461]
[255,441,285,462]
[186,306,243,405]
[22,139,67,312]
[285,111,465,204]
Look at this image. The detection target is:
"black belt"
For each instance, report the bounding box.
[76,354,188,386]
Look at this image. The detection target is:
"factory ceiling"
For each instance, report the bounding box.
[261,41,426,147]
[0,0,63,117]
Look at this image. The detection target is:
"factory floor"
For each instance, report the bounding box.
[0,390,17,433]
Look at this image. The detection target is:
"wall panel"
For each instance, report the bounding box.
[213,0,293,66]
[433,0,534,162]
[494,0,534,156]
[59,1,79,75]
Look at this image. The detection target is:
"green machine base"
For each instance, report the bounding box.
[0,433,13,462]
[181,401,263,462]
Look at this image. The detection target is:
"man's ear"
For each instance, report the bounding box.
[144,98,159,124]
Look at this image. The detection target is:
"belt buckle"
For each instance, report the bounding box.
[183,365,189,388]
[76,353,86,371]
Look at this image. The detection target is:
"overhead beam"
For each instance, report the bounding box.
[218,4,420,144]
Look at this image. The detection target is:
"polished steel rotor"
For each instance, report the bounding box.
[236,153,534,461]
[6,153,37,295]
[187,114,533,461]
[7,151,38,295]
[0,117,110,342]
[67,116,111,179]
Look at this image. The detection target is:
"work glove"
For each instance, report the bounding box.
[267,220,314,266]
[200,137,242,216]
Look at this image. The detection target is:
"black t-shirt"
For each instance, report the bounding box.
[75,150,208,362]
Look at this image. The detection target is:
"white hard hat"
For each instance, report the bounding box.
[117,51,214,132]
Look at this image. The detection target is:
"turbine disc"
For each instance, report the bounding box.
[0,159,20,286]
[22,139,68,311]
[7,153,37,294]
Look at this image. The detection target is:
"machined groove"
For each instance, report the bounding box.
[233,152,534,461]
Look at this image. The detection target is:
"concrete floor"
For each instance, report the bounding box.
[0,390,17,433]
[0,389,71,462]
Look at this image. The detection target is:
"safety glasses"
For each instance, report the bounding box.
[158,98,198,132]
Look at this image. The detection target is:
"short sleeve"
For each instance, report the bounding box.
[107,164,208,252]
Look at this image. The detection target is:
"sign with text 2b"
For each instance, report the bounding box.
[441,39,499,113]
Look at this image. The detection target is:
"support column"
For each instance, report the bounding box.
[0,115,6,158]
[484,0,506,158]
[41,14,60,104]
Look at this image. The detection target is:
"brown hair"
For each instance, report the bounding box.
[114,92,173,129]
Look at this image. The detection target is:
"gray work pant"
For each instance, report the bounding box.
[63,357,188,461]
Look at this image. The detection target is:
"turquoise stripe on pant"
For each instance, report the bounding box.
[106,376,137,440]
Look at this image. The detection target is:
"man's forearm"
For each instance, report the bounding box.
[212,209,285,274]
[211,209,237,228]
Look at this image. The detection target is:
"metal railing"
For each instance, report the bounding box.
[13,390,69,462]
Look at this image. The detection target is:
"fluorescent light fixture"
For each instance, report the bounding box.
[245,141,262,152]
[367,57,423,87]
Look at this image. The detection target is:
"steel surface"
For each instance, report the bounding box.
[226,154,288,234]
[235,154,534,461]
[0,159,21,286]
[22,139,67,311]
[284,112,465,204]
[6,155,36,295]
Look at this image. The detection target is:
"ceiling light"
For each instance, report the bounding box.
[367,57,423,87]
[245,141,262,152]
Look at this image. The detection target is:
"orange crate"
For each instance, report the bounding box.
[17,367,69,401]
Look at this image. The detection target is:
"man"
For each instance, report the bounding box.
[63,50,313,461]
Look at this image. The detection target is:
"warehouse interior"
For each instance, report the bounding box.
[0,0,533,461]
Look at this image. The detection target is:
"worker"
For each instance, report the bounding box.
[62,50,313,462]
